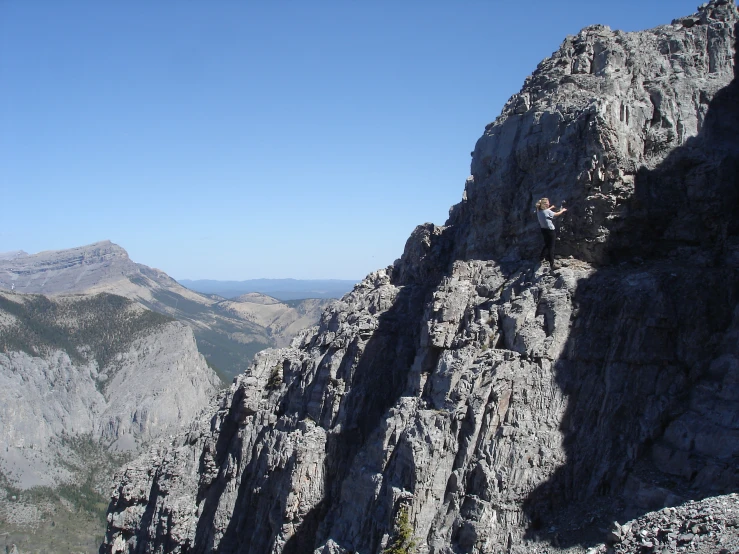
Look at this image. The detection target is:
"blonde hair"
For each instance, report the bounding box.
[535,198,550,211]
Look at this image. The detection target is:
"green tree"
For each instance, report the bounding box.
[383,505,416,554]
[266,363,283,389]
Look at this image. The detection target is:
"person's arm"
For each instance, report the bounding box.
[553,208,567,217]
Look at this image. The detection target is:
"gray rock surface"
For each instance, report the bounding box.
[458,0,737,266]
[0,241,332,380]
[101,2,739,553]
[589,493,739,553]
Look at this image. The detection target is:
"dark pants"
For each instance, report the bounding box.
[540,228,556,268]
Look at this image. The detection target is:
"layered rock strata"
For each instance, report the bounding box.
[101,2,739,553]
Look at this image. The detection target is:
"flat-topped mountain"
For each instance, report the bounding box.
[0,241,136,294]
[0,242,335,379]
[102,2,739,553]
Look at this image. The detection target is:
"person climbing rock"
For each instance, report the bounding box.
[535,197,567,270]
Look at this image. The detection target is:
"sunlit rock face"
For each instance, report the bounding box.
[458,0,737,267]
[101,2,739,553]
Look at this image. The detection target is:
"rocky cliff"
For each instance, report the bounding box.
[0,242,141,294]
[101,2,739,553]
[0,291,222,489]
[0,242,332,380]
[0,290,223,553]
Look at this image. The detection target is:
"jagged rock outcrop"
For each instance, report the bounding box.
[0,291,222,488]
[0,242,333,380]
[457,0,737,266]
[101,2,739,553]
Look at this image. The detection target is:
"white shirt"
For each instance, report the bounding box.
[537,208,555,230]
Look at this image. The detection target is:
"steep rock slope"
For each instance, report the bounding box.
[0,242,330,380]
[0,291,222,488]
[101,3,739,553]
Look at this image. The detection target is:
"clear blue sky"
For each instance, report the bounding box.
[0,1,705,280]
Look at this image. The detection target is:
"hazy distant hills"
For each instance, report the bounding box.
[178,278,358,300]
[0,250,28,261]
[219,294,331,347]
[0,241,335,380]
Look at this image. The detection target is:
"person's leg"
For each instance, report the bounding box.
[540,228,549,261]
[546,229,556,268]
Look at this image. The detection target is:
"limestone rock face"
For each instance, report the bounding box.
[458,0,737,265]
[0,241,137,294]
[101,3,739,553]
[0,291,222,489]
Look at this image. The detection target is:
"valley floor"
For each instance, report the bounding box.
[1,492,106,554]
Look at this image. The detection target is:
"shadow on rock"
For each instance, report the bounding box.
[524,32,739,548]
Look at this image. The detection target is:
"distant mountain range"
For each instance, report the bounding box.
[178,278,358,300]
[0,250,27,261]
[0,242,335,380]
